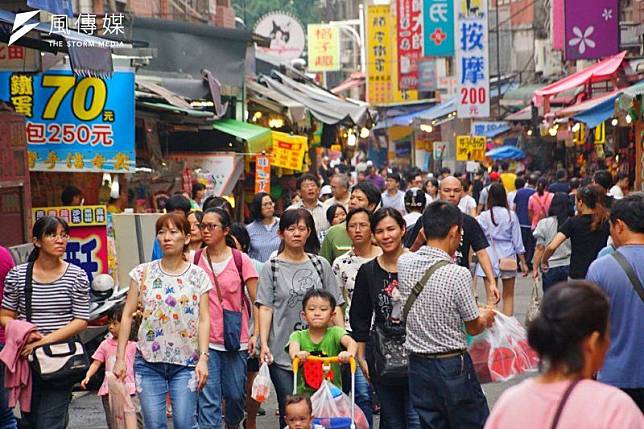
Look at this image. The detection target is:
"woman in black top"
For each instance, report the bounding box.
[542,185,610,279]
[350,208,420,429]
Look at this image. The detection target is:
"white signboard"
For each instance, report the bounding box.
[455,0,490,118]
[254,12,306,61]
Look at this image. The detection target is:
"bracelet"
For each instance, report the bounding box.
[200,352,209,359]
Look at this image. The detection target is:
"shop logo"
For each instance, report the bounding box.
[9,10,40,46]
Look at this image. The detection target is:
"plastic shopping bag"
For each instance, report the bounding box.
[311,380,369,429]
[469,311,539,383]
[106,373,137,429]
[251,362,272,403]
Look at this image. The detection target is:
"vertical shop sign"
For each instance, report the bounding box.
[367,5,392,104]
[423,0,454,56]
[307,24,341,72]
[397,0,424,90]
[255,154,271,194]
[455,0,490,118]
[417,57,438,91]
[564,0,618,60]
[32,205,108,283]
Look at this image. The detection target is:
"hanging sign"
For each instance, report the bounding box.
[32,205,108,283]
[0,69,135,172]
[423,0,454,56]
[254,12,306,61]
[456,135,486,161]
[455,0,490,118]
[271,131,308,171]
[564,0,618,60]
[366,5,393,104]
[397,0,424,90]
[433,141,447,160]
[255,154,271,194]
[307,24,341,72]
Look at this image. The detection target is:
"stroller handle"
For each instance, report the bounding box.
[292,356,356,374]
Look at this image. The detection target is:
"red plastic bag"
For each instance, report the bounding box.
[251,362,272,403]
[468,312,539,383]
[106,373,137,429]
[311,380,369,429]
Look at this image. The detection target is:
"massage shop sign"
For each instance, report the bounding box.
[32,205,109,284]
[0,68,135,172]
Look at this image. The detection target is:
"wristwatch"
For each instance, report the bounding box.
[200,351,209,359]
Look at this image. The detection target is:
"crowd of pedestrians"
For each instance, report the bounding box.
[0,161,642,429]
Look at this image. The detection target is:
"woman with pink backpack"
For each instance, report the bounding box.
[528,178,554,230]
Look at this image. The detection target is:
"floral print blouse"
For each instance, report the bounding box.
[129,261,212,367]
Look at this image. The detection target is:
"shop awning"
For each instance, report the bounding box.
[501,84,545,107]
[534,51,627,106]
[212,119,272,153]
[556,90,621,118]
[486,145,525,160]
[246,80,308,126]
[572,93,620,129]
[479,123,511,137]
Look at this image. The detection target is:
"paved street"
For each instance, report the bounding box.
[68,275,536,428]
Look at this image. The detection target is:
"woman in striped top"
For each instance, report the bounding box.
[246,193,281,263]
[1,216,90,429]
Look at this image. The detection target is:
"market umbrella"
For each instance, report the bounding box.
[485,146,526,160]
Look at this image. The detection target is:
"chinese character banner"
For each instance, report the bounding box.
[423,0,454,56]
[564,0,618,60]
[397,0,423,89]
[271,131,308,171]
[367,5,393,104]
[0,69,135,172]
[307,24,341,72]
[454,0,490,118]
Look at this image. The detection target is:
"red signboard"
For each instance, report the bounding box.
[397,0,424,90]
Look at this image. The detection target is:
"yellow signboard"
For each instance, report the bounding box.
[32,205,107,226]
[307,24,340,72]
[456,136,486,161]
[271,131,308,171]
[594,122,605,144]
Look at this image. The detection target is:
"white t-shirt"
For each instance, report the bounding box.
[609,185,624,199]
[458,195,477,215]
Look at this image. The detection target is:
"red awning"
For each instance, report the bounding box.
[331,72,365,94]
[534,51,627,106]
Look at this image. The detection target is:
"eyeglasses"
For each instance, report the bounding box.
[198,223,224,231]
[44,233,70,241]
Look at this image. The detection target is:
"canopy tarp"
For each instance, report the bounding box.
[485,145,525,160]
[373,97,456,130]
[572,93,620,129]
[556,90,621,117]
[479,123,511,137]
[212,119,272,153]
[533,51,627,105]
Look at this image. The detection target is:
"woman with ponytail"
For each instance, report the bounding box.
[541,185,609,279]
[485,281,643,428]
[1,216,90,428]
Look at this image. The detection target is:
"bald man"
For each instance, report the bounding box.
[405,176,500,304]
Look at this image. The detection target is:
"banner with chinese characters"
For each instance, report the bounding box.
[0,44,40,72]
[0,69,135,172]
[424,0,454,56]
[397,0,423,90]
[307,24,341,72]
[564,0,618,60]
[271,131,308,171]
[32,205,108,283]
[367,5,393,104]
[255,154,271,194]
[471,121,508,136]
[456,135,486,161]
[455,0,489,118]
[418,57,438,91]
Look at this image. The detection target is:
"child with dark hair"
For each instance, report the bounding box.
[81,305,138,429]
[288,289,357,396]
[325,204,347,227]
[285,394,324,429]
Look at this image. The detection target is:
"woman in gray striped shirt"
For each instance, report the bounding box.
[1,216,90,429]
[246,193,281,262]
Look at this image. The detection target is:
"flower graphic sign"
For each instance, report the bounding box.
[565,0,618,60]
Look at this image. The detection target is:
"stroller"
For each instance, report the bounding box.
[292,356,366,429]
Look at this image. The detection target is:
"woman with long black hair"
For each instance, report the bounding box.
[1,216,90,428]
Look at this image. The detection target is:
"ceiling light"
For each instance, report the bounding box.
[527,129,533,136]
[611,118,618,126]
[548,127,557,136]
[360,127,370,138]
[571,123,581,132]
[347,134,357,146]
[419,124,433,133]
[625,114,632,124]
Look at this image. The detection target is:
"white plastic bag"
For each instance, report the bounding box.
[106,373,137,429]
[251,362,272,403]
[311,380,369,429]
[469,312,539,383]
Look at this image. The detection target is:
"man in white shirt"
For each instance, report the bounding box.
[381,173,406,214]
[287,173,330,238]
[609,172,629,200]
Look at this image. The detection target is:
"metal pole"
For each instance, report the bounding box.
[495,0,501,118]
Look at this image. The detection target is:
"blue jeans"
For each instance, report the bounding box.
[26,372,73,429]
[134,355,198,429]
[408,353,489,429]
[268,364,294,429]
[198,350,248,428]
[0,345,16,429]
[373,381,420,429]
[542,265,569,293]
[342,365,373,428]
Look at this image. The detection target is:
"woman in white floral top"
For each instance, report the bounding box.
[114,213,211,429]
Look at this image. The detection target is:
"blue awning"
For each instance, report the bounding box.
[572,93,619,129]
[375,97,457,129]
[485,145,525,160]
[478,123,511,137]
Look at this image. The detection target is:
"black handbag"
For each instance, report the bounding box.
[24,262,89,385]
[369,323,408,385]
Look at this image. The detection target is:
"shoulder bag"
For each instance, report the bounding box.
[550,379,580,429]
[525,278,542,325]
[25,262,89,385]
[611,251,644,303]
[490,210,518,272]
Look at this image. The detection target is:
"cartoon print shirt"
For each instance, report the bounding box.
[255,256,344,371]
[129,260,212,367]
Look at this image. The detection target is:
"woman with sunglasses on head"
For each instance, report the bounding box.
[114,213,210,429]
[256,208,344,428]
[1,216,90,429]
[351,208,420,429]
[541,185,610,279]
[246,193,281,263]
[193,208,259,429]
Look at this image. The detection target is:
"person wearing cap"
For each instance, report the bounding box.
[404,188,426,227]
[323,174,351,212]
[381,173,406,215]
[320,185,333,203]
[477,171,501,215]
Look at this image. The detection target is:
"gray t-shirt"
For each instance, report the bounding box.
[255,255,344,370]
[533,216,571,267]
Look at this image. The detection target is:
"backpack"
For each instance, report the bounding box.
[195,248,251,315]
